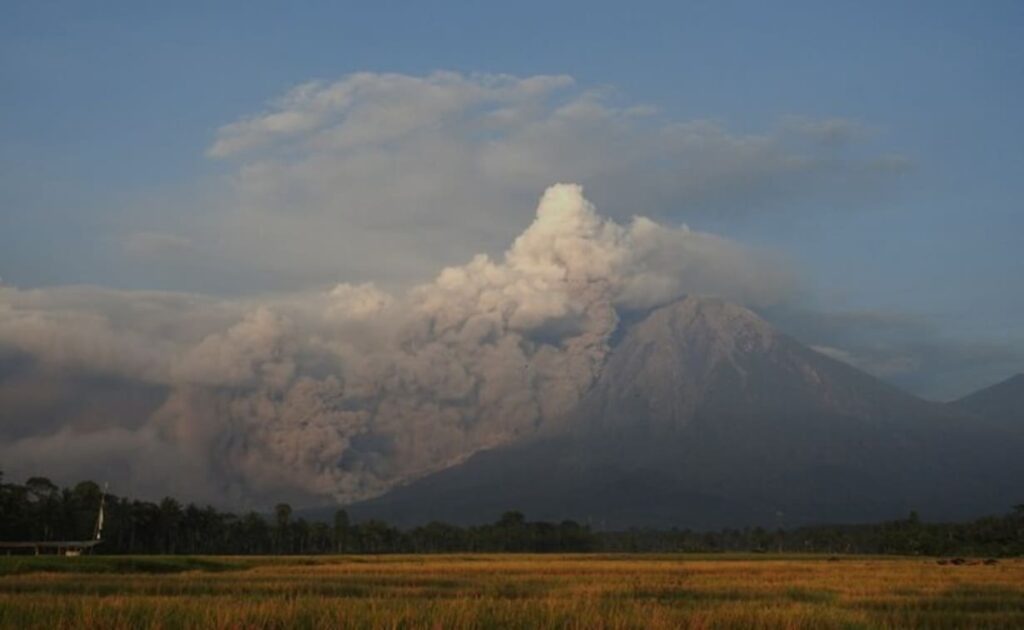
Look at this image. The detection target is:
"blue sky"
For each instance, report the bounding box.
[1,1,1023,398]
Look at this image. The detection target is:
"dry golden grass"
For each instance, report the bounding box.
[1,554,1022,628]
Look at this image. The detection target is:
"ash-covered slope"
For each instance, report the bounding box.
[345,297,1024,529]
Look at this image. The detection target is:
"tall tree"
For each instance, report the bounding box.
[157,498,183,553]
[274,503,292,554]
[334,509,350,553]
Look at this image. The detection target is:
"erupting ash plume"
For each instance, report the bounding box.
[0,185,792,506]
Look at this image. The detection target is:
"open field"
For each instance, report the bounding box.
[1,554,1023,629]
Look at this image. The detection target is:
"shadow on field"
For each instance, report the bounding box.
[0,556,245,576]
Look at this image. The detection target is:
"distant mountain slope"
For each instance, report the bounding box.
[345,297,1024,529]
[953,373,1024,429]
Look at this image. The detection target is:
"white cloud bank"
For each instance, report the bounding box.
[130,71,906,292]
[0,184,794,506]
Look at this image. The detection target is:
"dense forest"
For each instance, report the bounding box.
[2,473,1022,556]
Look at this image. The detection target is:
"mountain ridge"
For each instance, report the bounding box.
[953,373,1024,430]
[340,296,1024,529]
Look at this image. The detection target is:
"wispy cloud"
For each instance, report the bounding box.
[777,307,1024,400]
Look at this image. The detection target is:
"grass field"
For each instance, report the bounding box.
[1,554,1022,629]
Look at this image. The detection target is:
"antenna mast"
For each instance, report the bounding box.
[93,483,107,541]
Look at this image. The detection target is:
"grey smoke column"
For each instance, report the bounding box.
[0,184,792,506]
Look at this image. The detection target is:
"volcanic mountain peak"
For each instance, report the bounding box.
[625,296,786,380]
[584,295,922,433]
[341,295,1024,529]
[575,296,779,432]
[626,296,777,360]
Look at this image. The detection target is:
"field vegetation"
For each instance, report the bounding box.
[1,554,1023,629]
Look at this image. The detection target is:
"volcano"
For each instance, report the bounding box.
[344,297,1024,528]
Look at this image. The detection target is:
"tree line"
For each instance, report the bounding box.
[1,473,1022,556]
[0,473,593,554]
[601,507,1024,557]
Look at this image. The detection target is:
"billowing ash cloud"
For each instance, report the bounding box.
[0,185,793,507]
[123,71,906,293]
